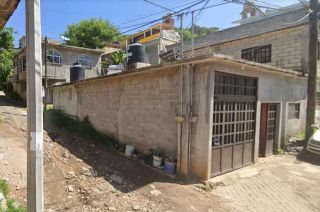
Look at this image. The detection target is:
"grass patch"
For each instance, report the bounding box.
[45,109,123,151]
[0,180,9,197]
[0,116,5,125]
[0,180,25,212]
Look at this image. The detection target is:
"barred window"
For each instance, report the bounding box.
[241,44,272,63]
[77,55,91,67]
[288,103,300,120]
[19,55,26,72]
[47,50,62,64]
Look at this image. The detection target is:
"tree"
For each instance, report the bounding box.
[0,27,14,91]
[63,18,120,49]
[175,25,219,41]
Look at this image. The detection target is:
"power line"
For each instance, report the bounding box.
[119,0,208,35]
[141,0,176,12]
[194,0,211,24]
[118,0,205,29]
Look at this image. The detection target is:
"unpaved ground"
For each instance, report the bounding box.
[209,154,320,212]
[0,92,225,211]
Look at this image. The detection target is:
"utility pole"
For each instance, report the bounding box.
[191,11,195,57]
[305,0,318,148]
[26,0,44,211]
[179,13,184,59]
[44,36,48,117]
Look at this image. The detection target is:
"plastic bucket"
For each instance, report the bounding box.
[153,155,163,168]
[125,145,135,156]
[164,160,176,174]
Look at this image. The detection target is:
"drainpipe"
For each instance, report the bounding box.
[176,64,184,174]
[187,64,195,175]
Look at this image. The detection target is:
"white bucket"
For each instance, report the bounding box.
[125,145,135,156]
[153,155,163,168]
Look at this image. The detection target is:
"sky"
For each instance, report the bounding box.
[5,0,300,46]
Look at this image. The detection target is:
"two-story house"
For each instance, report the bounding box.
[168,2,311,73]
[13,36,103,100]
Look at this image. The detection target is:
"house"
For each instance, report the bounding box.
[167,2,311,74]
[123,15,180,65]
[52,54,307,180]
[123,14,175,45]
[12,36,103,100]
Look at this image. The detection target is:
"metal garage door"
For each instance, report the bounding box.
[211,72,257,177]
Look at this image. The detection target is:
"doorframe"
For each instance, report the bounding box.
[258,101,282,157]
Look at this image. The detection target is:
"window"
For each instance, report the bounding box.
[288,103,300,119]
[19,55,26,72]
[47,50,62,64]
[241,44,272,63]
[77,55,91,67]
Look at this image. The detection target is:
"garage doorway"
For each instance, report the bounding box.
[211,72,258,177]
[259,103,280,157]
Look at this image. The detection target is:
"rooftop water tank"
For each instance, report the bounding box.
[70,62,85,82]
[127,42,145,65]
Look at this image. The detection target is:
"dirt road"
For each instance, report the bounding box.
[0,91,225,211]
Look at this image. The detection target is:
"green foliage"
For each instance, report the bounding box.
[4,199,25,212]
[149,147,165,157]
[175,25,219,41]
[295,130,306,140]
[275,148,284,155]
[111,50,126,65]
[0,180,9,197]
[0,115,5,125]
[63,18,120,49]
[165,152,177,162]
[101,50,126,69]
[0,28,14,91]
[46,109,120,150]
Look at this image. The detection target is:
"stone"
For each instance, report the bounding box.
[149,189,161,196]
[108,207,117,211]
[149,184,156,189]
[68,185,74,192]
[65,171,76,179]
[4,161,8,165]
[133,205,140,211]
[62,151,70,158]
[110,175,123,184]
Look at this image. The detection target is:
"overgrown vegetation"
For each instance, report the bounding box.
[0,180,25,212]
[0,27,14,91]
[175,25,219,41]
[46,109,123,150]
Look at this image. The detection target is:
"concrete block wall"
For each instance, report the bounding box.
[53,68,181,154]
[187,24,309,72]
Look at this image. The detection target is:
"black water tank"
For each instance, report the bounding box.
[127,42,145,65]
[70,63,85,82]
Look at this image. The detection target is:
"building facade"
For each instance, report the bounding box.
[52,55,307,179]
[167,3,311,74]
[13,37,103,100]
